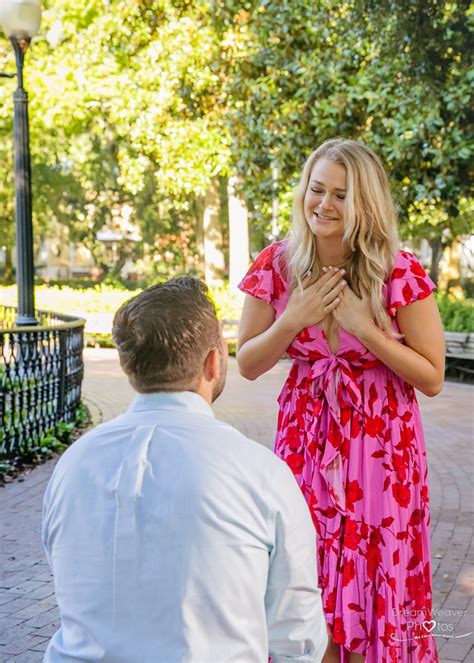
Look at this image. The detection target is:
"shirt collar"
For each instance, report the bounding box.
[127,391,215,419]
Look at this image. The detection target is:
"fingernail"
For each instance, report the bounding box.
[339,268,345,274]
[341,279,346,285]
[322,267,328,272]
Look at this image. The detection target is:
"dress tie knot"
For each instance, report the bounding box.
[301,352,380,515]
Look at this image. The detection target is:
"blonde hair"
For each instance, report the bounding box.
[286,138,399,336]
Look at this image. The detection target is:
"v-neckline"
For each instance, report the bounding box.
[320,326,341,355]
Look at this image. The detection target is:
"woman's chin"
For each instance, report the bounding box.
[307,216,343,238]
[310,224,344,240]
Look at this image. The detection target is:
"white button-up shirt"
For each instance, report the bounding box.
[43,392,327,662]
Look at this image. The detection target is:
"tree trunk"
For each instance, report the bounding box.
[192,197,205,279]
[227,175,249,293]
[4,244,13,282]
[429,237,443,285]
[203,178,225,287]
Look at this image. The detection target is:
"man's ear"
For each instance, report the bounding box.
[203,346,220,382]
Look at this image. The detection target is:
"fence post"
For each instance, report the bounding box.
[58,330,67,418]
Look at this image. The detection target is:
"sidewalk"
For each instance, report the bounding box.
[0,348,472,662]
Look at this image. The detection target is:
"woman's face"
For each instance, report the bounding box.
[303,158,347,240]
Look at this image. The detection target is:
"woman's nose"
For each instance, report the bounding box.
[320,192,333,209]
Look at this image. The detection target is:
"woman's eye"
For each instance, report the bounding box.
[336,195,346,201]
[310,188,324,194]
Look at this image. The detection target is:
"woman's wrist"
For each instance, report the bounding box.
[277,311,303,336]
[354,319,379,344]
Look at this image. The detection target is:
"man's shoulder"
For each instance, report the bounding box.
[51,409,291,487]
[211,418,301,491]
[50,419,117,473]
[173,410,286,469]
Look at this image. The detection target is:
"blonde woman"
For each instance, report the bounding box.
[237,139,445,663]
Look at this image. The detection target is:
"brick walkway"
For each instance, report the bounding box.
[0,348,472,662]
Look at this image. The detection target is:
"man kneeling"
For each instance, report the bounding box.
[42,278,327,662]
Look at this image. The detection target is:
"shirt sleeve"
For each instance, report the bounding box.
[42,465,57,571]
[386,251,436,317]
[265,463,328,662]
[238,243,287,306]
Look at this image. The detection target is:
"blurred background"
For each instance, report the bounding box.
[0,0,472,334]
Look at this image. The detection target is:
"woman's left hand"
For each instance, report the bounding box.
[331,279,374,338]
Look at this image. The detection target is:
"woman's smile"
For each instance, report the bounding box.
[313,211,339,222]
[304,158,347,238]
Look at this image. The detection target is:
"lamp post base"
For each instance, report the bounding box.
[15,313,38,326]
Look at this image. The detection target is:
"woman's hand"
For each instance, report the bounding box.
[280,268,347,334]
[331,279,374,338]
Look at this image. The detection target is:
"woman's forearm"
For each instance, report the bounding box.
[357,323,444,397]
[237,314,299,381]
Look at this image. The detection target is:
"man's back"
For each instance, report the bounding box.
[43,391,326,662]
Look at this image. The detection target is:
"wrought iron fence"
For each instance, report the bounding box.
[0,305,85,458]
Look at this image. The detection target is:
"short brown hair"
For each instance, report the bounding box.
[112,277,220,393]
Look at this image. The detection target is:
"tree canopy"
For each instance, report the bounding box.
[0,0,471,280]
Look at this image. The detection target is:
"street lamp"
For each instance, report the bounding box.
[0,0,41,325]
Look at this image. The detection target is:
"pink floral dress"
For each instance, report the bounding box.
[239,241,438,663]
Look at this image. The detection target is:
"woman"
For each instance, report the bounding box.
[237,139,445,663]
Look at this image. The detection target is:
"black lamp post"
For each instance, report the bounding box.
[0,0,41,325]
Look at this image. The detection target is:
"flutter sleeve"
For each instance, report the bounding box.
[238,242,288,307]
[386,250,436,317]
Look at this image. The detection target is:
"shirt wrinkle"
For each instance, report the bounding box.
[111,426,155,629]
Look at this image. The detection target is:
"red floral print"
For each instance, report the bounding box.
[365,415,386,437]
[342,557,356,587]
[343,517,361,550]
[392,483,411,508]
[325,587,337,613]
[285,451,305,475]
[239,243,438,662]
[333,617,346,643]
[346,480,363,512]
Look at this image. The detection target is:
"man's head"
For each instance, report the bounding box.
[112,277,227,402]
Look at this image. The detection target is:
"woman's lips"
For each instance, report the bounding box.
[314,212,338,221]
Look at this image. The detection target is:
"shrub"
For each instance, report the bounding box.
[1,283,244,322]
[1,284,244,355]
[436,295,474,333]
[3,284,473,334]
[208,286,244,321]
[0,284,134,315]
[0,402,91,484]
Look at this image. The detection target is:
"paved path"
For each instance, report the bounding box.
[0,348,472,662]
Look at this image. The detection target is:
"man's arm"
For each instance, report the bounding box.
[41,471,55,571]
[265,464,328,662]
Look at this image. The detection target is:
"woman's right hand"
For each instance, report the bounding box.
[280,268,347,333]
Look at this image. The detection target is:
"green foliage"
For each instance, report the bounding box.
[436,295,474,333]
[1,282,244,318]
[0,402,91,483]
[74,402,91,427]
[208,285,243,320]
[214,0,473,243]
[40,422,73,454]
[354,1,473,245]
[0,0,229,274]
[0,282,243,353]
[0,284,133,314]
[0,0,472,276]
